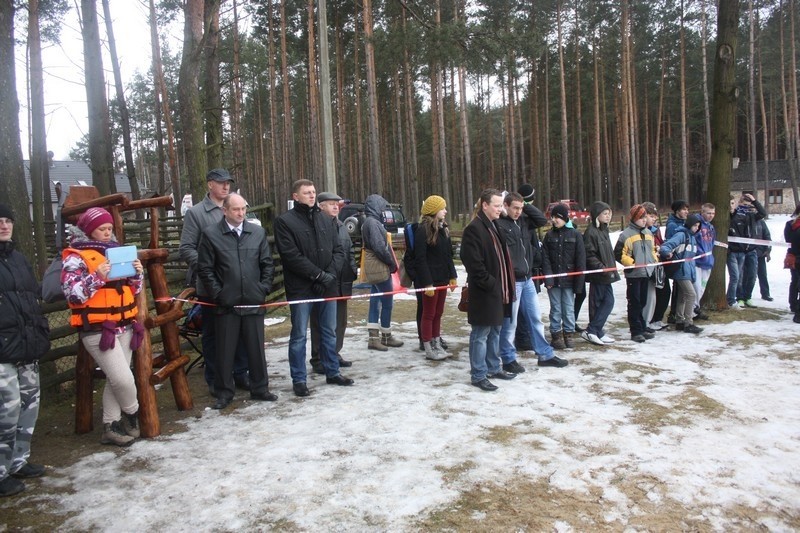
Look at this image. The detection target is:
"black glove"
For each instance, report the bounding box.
[317,271,336,287]
[311,281,326,296]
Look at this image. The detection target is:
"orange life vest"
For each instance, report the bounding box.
[63,248,138,330]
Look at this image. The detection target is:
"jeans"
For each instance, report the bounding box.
[289,301,339,383]
[586,283,614,338]
[501,279,554,363]
[727,250,757,304]
[547,286,575,333]
[469,324,501,383]
[368,277,394,328]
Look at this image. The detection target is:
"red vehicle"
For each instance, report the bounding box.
[545,200,591,225]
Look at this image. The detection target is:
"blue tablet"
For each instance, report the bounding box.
[105,245,138,280]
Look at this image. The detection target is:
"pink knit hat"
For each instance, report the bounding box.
[77,207,114,236]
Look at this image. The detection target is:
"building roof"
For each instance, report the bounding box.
[731,160,794,188]
[23,160,138,203]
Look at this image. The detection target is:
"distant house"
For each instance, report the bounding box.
[23,159,145,216]
[731,159,797,214]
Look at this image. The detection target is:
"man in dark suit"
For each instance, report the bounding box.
[197,193,276,409]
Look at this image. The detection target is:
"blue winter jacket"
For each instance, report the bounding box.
[659,226,698,282]
[694,219,716,270]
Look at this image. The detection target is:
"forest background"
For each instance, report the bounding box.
[0,0,793,292]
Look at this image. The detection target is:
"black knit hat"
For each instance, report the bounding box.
[517,184,535,202]
[0,204,14,221]
[551,203,570,222]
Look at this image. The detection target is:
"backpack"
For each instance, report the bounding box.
[400,222,418,288]
[41,257,65,303]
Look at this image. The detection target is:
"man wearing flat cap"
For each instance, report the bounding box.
[179,168,251,396]
[309,192,357,374]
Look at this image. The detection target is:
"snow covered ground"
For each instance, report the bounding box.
[11,216,800,531]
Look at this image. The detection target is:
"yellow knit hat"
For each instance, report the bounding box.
[421,195,446,216]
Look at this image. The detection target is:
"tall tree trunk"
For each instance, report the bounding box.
[573,0,584,204]
[0,0,34,259]
[101,0,141,213]
[701,0,713,183]
[281,0,296,190]
[149,0,179,205]
[704,0,741,309]
[203,0,222,171]
[80,0,115,195]
[758,46,770,213]
[362,0,382,193]
[779,0,799,204]
[267,0,280,206]
[402,9,419,213]
[231,0,245,190]
[334,19,348,190]
[458,63,473,214]
[748,0,758,194]
[27,0,49,269]
[619,0,632,205]
[306,0,321,182]
[592,34,602,201]
[654,49,667,207]
[317,0,336,192]
[179,0,206,201]
[790,0,800,204]
[680,0,690,200]
[353,13,364,196]
[557,1,569,196]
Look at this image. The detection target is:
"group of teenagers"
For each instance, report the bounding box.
[1,171,796,497]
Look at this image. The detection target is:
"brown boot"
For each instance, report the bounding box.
[550,332,566,350]
[368,328,388,351]
[380,328,404,348]
[563,331,575,349]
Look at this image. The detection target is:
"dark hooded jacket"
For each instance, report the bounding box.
[361,194,397,271]
[0,241,51,364]
[583,201,620,285]
[542,222,586,291]
[729,200,766,253]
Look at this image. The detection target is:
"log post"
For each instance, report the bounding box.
[74,342,94,434]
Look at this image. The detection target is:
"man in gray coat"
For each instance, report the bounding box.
[179,168,250,395]
[197,193,276,409]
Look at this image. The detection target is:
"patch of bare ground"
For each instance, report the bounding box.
[416,474,799,531]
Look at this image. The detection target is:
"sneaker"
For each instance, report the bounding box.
[120,411,140,439]
[631,334,646,343]
[737,299,746,307]
[762,296,774,302]
[684,324,703,334]
[642,331,655,340]
[649,321,667,330]
[743,299,758,308]
[438,338,449,350]
[11,463,45,479]
[599,334,615,344]
[580,331,604,346]
[502,360,526,374]
[729,302,743,310]
[100,421,135,447]
[538,356,568,368]
[0,476,25,497]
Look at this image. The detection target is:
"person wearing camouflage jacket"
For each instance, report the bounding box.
[0,204,51,497]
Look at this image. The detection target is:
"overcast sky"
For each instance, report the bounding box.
[15,1,174,160]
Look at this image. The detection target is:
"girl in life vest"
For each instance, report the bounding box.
[61,207,144,447]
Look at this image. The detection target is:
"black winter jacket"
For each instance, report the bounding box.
[413,222,457,287]
[197,219,274,315]
[274,202,344,299]
[0,241,50,364]
[459,211,515,326]
[583,201,620,285]
[542,224,586,291]
[729,200,766,253]
[495,215,533,281]
[334,217,358,296]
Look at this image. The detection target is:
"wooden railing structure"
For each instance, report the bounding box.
[61,189,193,438]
